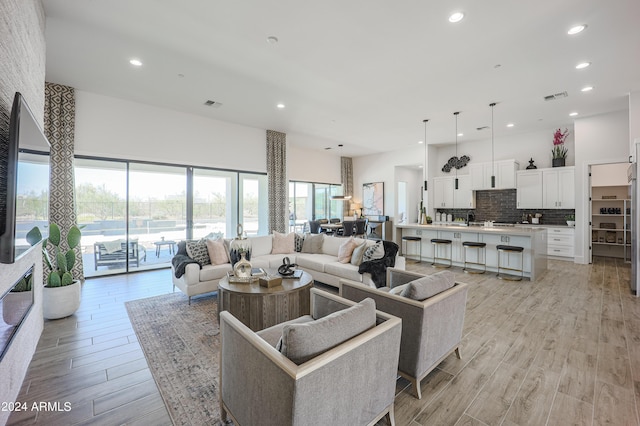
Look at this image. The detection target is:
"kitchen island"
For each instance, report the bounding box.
[396,224,547,280]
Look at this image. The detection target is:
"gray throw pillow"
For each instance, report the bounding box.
[301,233,324,254]
[362,241,385,262]
[279,298,376,365]
[350,241,367,266]
[400,271,455,300]
[186,239,210,266]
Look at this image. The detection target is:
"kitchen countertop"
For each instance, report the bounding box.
[397,223,547,236]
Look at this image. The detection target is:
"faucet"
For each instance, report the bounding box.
[466,210,475,224]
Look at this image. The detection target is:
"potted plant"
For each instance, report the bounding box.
[566,214,575,227]
[552,128,569,167]
[425,215,433,224]
[27,223,83,320]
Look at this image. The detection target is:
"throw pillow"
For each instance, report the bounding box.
[362,241,385,262]
[186,238,211,266]
[350,241,367,266]
[294,233,305,252]
[279,298,376,364]
[301,233,324,254]
[271,231,295,254]
[400,271,455,301]
[205,238,229,265]
[337,237,358,263]
[389,283,409,295]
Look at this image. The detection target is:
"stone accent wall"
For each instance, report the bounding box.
[0,0,46,422]
[437,189,575,225]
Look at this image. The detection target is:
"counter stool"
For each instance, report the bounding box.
[402,236,422,263]
[496,245,524,281]
[462,241,486,274]
[431,239,452,268]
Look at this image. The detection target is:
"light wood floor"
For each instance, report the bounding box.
[8,257,640,425]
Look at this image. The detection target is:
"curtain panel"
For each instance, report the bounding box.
[45,82,83,280]
[341,156,353,217]
[266,130,287,234]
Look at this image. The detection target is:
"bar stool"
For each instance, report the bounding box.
[402,236,422,263]
[431,239,452,268]
[496,245,524,281]
[462,241,486,274]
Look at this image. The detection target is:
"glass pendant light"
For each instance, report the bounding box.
[454,112,460,190]
[490,103,496,188]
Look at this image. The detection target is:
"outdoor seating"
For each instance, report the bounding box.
[93,239,146,270]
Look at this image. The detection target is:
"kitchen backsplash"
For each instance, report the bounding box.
[436,189,575,225]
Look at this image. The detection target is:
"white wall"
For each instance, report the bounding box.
[574,109,630,264]
[631,91,640,160]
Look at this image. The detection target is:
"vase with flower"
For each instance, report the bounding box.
[552,128,569,167]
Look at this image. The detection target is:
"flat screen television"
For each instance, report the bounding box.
[0,92,51,264]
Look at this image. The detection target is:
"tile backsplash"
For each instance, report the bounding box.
[437,189,575,225]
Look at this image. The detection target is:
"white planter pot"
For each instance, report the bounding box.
[43,281,81,320]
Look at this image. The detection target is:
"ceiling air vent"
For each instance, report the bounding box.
[204,100,222,108]
[476,126,490,131]
[543,91,568,101]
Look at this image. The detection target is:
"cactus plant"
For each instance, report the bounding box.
[27,223,82,287]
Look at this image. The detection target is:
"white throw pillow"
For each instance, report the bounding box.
[272,231,295,254]
[362,241,385,262]
[205,238,229,265]
[337,237,358,263]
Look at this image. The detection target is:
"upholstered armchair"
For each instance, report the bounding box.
[340,268,468,399]
[219,288,402,426]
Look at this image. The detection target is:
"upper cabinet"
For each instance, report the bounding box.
[542,167,575,209]
[469,160,519,190]
[516,170,543,209]
[433,175,475,210]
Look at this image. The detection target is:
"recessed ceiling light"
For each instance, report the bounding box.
[568,24,587,35]
[276,103,285,109]
[418,141,424,144]
[448,12,464,23]
[267,36,279,44]
[129,59,142,67]
[506,123,514,128]
[569,112,579,116]
[457,133,463,137]
[581,86,594,92]
[575,62,591,69]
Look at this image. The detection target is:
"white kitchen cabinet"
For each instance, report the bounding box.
[433,177,454,208]
[542,167,575,209]
[516,170,543,209]
[434,175,474,209]
[546,226,574,259]
[469,160,519,190]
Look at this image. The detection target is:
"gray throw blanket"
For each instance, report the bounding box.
[358,240,399,288]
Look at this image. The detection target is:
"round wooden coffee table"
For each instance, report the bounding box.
[218,270,313,331]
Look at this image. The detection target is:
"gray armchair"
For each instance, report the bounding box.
[219,288,402,426]
[340,268,468,399]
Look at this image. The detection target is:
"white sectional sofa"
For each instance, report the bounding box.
[171,234,405,303]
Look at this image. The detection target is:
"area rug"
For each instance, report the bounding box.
[125,293,222,426]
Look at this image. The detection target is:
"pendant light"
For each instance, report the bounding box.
[331,144,352,200]
[454,112,460,190]
[423,119,429,191]
[490,103,496,188]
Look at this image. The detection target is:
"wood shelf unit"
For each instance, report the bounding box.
[590,185,631,260]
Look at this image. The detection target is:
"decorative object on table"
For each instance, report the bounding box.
[258,275,283,288]
[27,223,83,320]
[362,182,384,216]
[425,215,433,224]
[229,223,251,266]
[526,158,537,169]
[233,250,252,279]
[566,214,575,227]
[226,267,266,284]
[551,128,569,167]
[277,256,297,276]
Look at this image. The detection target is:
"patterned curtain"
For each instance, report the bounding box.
[266,130,287,234]
[45,82,83,281]
[341,156,353,217]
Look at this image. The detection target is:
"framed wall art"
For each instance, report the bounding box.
[362,182,384,216]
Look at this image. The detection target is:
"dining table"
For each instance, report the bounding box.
[320,223,343,235]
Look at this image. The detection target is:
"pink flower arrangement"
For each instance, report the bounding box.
[552,128,569,159]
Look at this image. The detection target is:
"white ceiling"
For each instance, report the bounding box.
[42,0,640,158]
